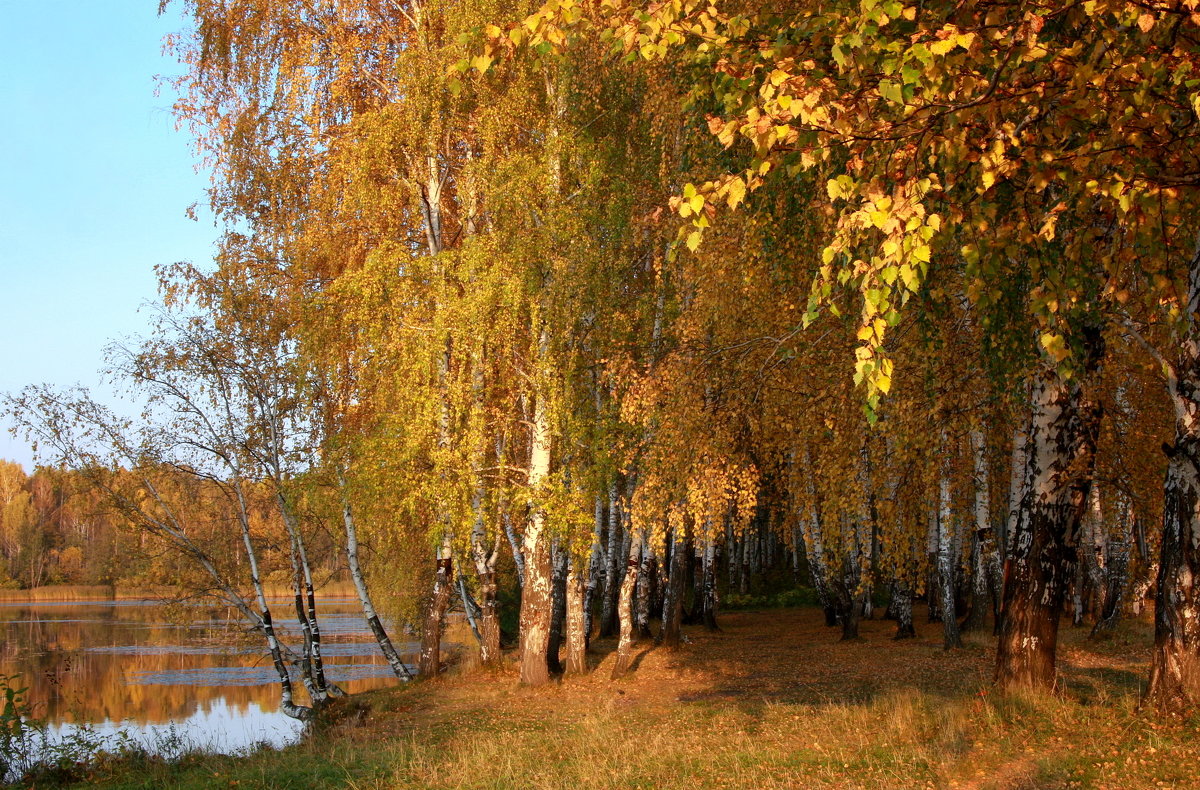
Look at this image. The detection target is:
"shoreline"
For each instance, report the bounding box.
[0,580,359,603]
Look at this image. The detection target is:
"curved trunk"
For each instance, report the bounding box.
[234,484,310,720]
[340,477,412,681]
[996,339,1103,691]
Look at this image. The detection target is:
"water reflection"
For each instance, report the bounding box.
[45,699,307,758]
[0,598,410,746]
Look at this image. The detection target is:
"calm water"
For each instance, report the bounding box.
[0,597,412,758]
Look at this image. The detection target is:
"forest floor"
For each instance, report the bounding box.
[34,605,1200,790]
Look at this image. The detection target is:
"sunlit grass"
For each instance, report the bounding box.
[31,607,1200,790]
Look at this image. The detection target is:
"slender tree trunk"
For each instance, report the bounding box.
[926,502,942,624]
[1091,538,1130,638]
[998,418,1030,634]
[340,473,412,681]
[702,534,721,631]
[996,333,1103,691]
[234,485,310,720]
[962,428,995,634]
[612,535,641,678]
[565,555,588,675]
[892,582,916,639]
[833,534,863,642]
[599,484,622,638]
[503,509,525,589]
[471,527,502,666]
[518,370,553,685]
[419,535,453,677]
[583,494,605,646]
[1146,233,1200,711]
[1092,495,1132,638]
[661,524,688,649]
[636,535,655,638]
[547,543,569,675]
[799,462,838,627]
[938,456,963,650]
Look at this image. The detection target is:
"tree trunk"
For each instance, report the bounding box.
[995,334,1103,691]
[938,452,963,650]
[799,466,838,627]
[833,549,862,641]
[547,543,569,675]
[661,525,688,649]
[236,486,310,720]
[583,494,606,646]
[340,474,412,680]
[1146,235,1200,711]
[599,484,622,638]
[612,535,641,678]
[518,377,554,685]
[419,536,453,678]
[892,582,916,639]
[636,535,655,638]
[565,554,588,674]
[998,418,1030,635]
[926,502,942,624]
[1091,536,1130,638]
[702,534,721,631]
[1092,494,1132,637]
[962,427,995,634]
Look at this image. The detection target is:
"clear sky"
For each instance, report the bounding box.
[0,1,217,471]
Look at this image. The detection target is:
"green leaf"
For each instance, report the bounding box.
[878,78,903,104]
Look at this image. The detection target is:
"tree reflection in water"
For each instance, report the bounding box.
[0,598,410,753]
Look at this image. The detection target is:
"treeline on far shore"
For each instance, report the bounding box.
[0,459,351,599]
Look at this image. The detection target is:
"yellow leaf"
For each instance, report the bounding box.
[725,177,747,210]
[686,231,702,252]
[930,38,956,56]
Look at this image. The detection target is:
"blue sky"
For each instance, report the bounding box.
[0,1,217,470]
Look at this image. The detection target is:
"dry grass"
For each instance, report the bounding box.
[0,580,360,603]
[0,584,133,602]
[67,606,1200,790]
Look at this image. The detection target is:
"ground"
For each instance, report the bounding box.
[45,606,1200,789]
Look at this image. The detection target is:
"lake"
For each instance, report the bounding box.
[0,597,413,763]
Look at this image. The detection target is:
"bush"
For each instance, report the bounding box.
[723,586,819,610]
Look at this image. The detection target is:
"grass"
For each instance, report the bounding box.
[21,606,1200,790]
